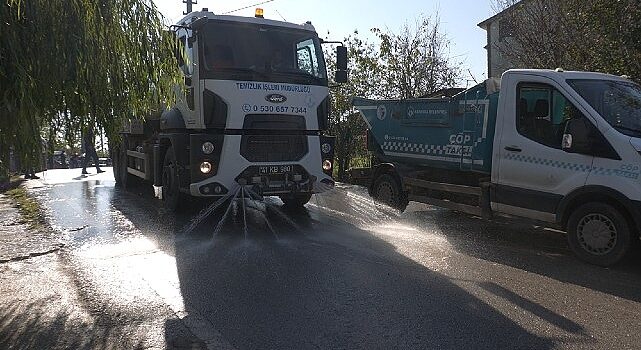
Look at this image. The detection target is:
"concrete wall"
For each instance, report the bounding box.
[485,20,518,78]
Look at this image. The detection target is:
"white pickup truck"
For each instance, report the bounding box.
[353,69,641,266]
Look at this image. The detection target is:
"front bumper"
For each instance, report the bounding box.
[187,133,335,197]
[192,165,335,197]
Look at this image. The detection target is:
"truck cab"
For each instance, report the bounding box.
[492,69,641,265]
[114,10,347,209]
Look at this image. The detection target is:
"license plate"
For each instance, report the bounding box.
[259,165,293,175]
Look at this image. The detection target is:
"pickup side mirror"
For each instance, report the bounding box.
[335,46,348,83]
[562,118,592,154]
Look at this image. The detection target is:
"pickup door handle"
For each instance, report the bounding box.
[504,146,522,152]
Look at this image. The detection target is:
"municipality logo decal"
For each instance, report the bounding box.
[376,105,387,120]
[265,94,287,103]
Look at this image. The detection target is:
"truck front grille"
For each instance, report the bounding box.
[240,114,308,162]
[241,134,307,162]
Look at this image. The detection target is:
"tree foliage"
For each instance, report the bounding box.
[325,15,461,180]
[570,0,641,79]
[325,32,381,181]
[493,0,641,80]
[0,0,180,175]
[373,16,460,99]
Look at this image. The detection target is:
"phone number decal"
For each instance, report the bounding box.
[242,104,307,114]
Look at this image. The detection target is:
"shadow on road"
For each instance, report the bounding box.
[100,183,571,349]
[407,209,641,303]
[0,298,147,349]
[165,203,562,349]
[26,177,611,349]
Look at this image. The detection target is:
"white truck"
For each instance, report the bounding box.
[353,69,641,266]
[113,9,347,210]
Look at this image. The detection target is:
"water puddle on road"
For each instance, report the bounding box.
[306,184,454,271]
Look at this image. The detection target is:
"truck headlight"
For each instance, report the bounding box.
[202,142,215,154]
[321,143,331,154]
[200,161,212,174]
[322,160,332,171]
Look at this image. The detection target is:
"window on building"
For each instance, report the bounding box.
[498,19,514,42]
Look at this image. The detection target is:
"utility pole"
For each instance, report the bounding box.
[183,0,197,14]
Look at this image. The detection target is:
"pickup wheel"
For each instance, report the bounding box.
[372,174,408,212]
[566,202,632,266]
[162,146,184,212]
[280,193,312,208]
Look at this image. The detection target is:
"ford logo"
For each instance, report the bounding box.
[265,94,287,103]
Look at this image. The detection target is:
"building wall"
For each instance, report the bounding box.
[486,20,517,78]
[481,0,539,78]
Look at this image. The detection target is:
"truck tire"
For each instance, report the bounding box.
[372,174,408,212]
[162,146,184,211]
[112,147,122,185]
[566,202,632,266]
[280,193,312,208]
[115,140,138,189]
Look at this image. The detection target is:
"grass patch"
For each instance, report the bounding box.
[0,175,24,193]
[5,186,47,230]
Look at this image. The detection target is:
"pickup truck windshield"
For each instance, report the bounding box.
[200,21,326,84]
[568,79,641,137]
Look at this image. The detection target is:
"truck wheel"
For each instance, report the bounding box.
[117,143,138,189]
[280,193,312,208]
[566,202,632,266]
[162,146,183,211]
[112,147,122,185]
[372,174,408,212]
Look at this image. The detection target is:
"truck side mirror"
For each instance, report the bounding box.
[562,118,592,154]
[335,70,348,84]
[335,46,348,83]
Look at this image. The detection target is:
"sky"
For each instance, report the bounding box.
[153,0,496,84]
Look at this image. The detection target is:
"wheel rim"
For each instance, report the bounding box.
[376,181,396,206]
[577,213,617,255]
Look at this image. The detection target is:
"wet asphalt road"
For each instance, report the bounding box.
[7,168,641,349]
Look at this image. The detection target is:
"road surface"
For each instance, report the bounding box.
[2,168,640,349]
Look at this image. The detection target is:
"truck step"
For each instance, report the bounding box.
[403,177,481,196]
[407,194,482,216]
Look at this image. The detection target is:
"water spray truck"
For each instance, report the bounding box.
[113,8,347,210]
[353,69,641,266]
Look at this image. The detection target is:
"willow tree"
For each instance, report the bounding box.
[0,0,181,178]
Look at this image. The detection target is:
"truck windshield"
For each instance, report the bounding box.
[199,21,327,85]
[568,79,641,137]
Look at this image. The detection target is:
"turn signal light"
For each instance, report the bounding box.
[200,161,212,174]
